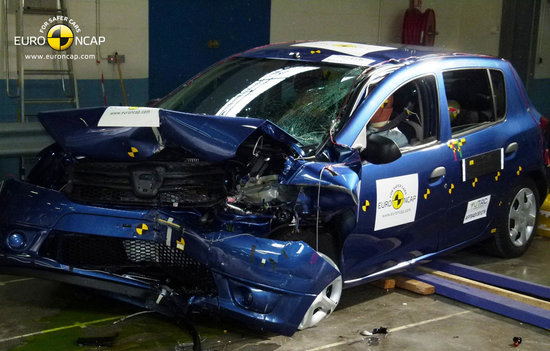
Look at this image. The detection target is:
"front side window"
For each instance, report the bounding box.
[366,75,439,149]
[443,69,506,135]
[156,57,363,151]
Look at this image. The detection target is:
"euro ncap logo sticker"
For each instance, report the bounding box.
[47,24,74,51]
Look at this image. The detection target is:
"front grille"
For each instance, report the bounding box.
[40,232,217,295]
[64,161,226,208]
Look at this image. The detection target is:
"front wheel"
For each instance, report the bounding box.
[298,253,342,330]
[492,178,539,258]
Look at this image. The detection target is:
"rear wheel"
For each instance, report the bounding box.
[492,178,539,258]
[298,253,342,330]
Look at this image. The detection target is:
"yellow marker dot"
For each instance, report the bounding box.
[362,200,370,212]
[176,237,185,251]
[490,228,497,234]
[136,223,149,235]
[424,189,431,199]
[128,147,139,158]
[469,160,475,166]
[495,171,500,181]
[448,183,454,194]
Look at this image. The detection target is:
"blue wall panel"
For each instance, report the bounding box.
[149,0,271,99]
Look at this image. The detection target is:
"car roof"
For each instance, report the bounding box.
[239,40,497,67]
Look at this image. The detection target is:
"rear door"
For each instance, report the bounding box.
[438,68,509,249]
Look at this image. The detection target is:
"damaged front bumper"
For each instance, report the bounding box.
[0,179,339,335]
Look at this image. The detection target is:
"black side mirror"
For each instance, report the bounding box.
[360,134,402,164]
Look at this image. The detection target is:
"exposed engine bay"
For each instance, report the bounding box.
[28,129,353,248]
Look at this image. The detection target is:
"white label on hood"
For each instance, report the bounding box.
[98,106,160,127]
[322,55,375,67]
[293,41,395,56]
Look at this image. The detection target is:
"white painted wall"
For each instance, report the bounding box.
[271,0,502,56]
[0,0,148,80]
[535,0,550,79]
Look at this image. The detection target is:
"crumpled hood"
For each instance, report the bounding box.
[38,107,303,162]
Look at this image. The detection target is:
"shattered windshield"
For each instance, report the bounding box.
[157,58,363,149]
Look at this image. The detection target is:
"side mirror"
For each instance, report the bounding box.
[360,134,402,164]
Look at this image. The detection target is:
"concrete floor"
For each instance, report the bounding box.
[1,236,549,351]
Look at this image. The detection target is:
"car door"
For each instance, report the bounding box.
[438,68,509,249]
[342,73,452,283]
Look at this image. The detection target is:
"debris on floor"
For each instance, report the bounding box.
[357,327,388,347]
[513,336,522,347]
[372,326,388,334]
[360,330,373,336]
[366,336,379,346]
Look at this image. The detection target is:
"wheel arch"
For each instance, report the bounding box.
[528,169,548,205]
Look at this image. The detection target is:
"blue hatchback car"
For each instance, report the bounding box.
[0,41,548,335]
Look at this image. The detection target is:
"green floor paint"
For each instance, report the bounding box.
[8,310,262,350]
[0,277,260,350]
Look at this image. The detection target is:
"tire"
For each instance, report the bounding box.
[298,253,342,330]
[492,178,539,258]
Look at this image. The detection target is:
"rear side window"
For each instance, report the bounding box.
[443,69,506,135]
[490,70,506,119]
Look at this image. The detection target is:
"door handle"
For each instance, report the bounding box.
[505,142,518,156]
[429,166,446,182]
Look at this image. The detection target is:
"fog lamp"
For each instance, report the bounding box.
[7,232,27,250]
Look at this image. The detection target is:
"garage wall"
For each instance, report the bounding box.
[270,1,550,115]
[532,0,550,116]
[0,0,149,123]
[270,0,502,55]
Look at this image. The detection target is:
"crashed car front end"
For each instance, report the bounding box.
[0,106,359,335]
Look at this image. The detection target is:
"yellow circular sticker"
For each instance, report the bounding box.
[392,190,404,209]
[136,223,149,235]
[47,24,74,51]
